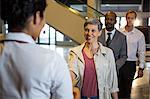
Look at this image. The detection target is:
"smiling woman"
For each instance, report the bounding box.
[68,18,119,99]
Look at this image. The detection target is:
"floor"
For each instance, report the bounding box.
[40,45,150,99]
[131,67,150,99]
[131,51,150,99]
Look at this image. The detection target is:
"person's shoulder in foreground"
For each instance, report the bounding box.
[0,0,73,98]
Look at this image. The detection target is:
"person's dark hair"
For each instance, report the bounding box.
[84,18,103,31]
[105,11,117,19]
[126,10,137,18]
[1,0,47,31]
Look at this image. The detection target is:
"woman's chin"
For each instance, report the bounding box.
[86,39,93,43]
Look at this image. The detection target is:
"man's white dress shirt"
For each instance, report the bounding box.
[119,28,146,68]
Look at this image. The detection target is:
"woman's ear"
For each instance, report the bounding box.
[33,11,43,25]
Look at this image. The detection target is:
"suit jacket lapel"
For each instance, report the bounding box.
[109,30,118,46]
[99,29,106,46]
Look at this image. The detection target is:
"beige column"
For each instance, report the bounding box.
[87,0,102,18]
[87,0,97,9]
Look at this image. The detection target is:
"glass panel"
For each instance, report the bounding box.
[115,17,120,29]
[134,18,141,26]
[55,31,79,46]
[148,17,150,26]
[65,3,104,19]
[39,24,50,44]
[6,30,8,34]
[100,17,105,28]
[56,31,64,41]
[5,24,8,34]
[37,24,78,46]
[120,17,126,28]
[3,23,8,34]
[50,27,56,44]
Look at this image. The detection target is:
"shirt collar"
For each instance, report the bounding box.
[131,28,136,33]
[72,42,107,55]
[122,27,136,34]
[105,28,116,35]
[81,42,107,55]
[5,32,35,44]
[97,42,107,56]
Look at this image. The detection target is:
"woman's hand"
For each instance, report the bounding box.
[112,92,118,99]
[73,87,80,99]
[138,68,144,78]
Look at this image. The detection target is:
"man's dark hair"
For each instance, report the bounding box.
[105,11,117,19]
[1,0,47,31]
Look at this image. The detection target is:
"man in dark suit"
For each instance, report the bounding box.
[98,11,127,73]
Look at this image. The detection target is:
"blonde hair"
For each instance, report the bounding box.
[126,10,137,18]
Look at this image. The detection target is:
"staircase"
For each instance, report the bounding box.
[45,0,104,44]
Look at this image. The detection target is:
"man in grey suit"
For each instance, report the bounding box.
[98,11,127,73]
